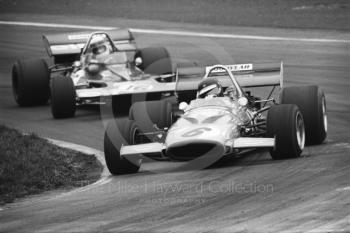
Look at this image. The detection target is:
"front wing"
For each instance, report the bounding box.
[76,78,176,99]
[120,137,275,158]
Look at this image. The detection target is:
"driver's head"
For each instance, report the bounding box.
[197,77,223,98]
[90,36,111,56]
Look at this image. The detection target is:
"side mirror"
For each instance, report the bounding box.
[179,102,188,111]
[238,97,248,107]
[135,57,142,66]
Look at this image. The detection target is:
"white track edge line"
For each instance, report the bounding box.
[0,20,349,43]
[0,138,110,209]
[47,138,112,195]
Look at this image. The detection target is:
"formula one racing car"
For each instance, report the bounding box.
[12,29,177,118]
[104,63,327,174]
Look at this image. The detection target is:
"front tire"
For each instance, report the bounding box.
[135,47,172,75]
[104,119,142,175]
[267,104,305,160]
[175,63,203,104]
[12,59,50,106]
[50,75,76,119]
[281,85,327,145]
[129,100,173,132]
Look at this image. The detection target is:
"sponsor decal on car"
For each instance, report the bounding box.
[206,64,253,74]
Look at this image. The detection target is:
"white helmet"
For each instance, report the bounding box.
[90,36,111,56]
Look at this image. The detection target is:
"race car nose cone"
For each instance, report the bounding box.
[165,125,227,161]
[166,124,227,145]
[166,140,224,161]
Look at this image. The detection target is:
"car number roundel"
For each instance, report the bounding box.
[182,127,211,137]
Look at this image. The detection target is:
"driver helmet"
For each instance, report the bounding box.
[90,36,111,57]
[197,77,223,98]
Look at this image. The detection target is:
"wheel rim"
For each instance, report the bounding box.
[132,127,143,144]
[296,112,305,150]
[131,127,143,166]
[322,96,328,133]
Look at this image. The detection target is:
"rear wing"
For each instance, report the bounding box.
[42,29,137,63]
[175,62,283,93]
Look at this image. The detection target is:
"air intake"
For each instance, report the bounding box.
[166,141,223,161]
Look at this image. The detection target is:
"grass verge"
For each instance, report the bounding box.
[0,125,102,205]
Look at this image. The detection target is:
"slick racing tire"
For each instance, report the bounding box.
[176,90,197,104]
[135,47,172,75]
[281,85,327,145]
[111,95,132,117]
[12,59,50,106]
[129,100,173,133]
[175,61,199,68]
[50,75,76,119]
[175,62,203,104]
[104,119,142,175]
[267,104,305,160]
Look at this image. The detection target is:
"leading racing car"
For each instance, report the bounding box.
[12,29,177,118]
[104,63,327,175]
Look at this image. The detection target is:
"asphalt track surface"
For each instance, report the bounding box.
[0,15,350,232]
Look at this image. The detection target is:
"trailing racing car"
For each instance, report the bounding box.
[104,63,327,175]
[12,29,176,118]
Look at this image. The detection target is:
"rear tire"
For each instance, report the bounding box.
[111,95,132,117]
[177,91,197,104]
[175,63,204,104]
[267,104,305,160]
[50,75,76,119]
[135,47,172,75]
[12,59,50,106]
[176,61,199,68]
[104,119,142,175]
[129,100,173,132]
[281,85,327,145]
